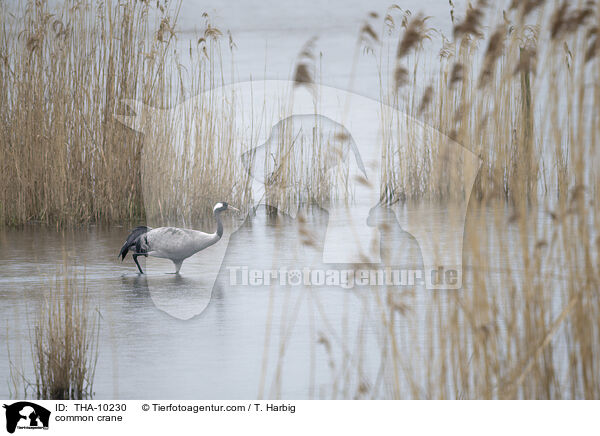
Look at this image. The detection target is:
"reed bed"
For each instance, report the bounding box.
[1,1,598,221]
[1,0,147,225]
[9,265,99,400]
[0,0,246,227]
[382,0,600,399]
[32,269,99,399]
[259,1,600,399]
[373,0,600,205]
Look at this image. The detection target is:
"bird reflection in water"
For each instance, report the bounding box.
[120,272,213,320]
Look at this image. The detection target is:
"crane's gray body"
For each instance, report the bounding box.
[119,202,234,274]
[141,227,219,261]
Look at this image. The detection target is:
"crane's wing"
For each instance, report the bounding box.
[119,226,152,260]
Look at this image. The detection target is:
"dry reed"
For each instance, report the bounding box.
[9,265,99,400]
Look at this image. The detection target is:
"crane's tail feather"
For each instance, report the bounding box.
[119,226,151,260]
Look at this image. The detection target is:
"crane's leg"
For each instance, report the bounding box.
[173,260,183,274]
[132,254,146,274]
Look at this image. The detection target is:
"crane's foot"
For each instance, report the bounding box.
[171,260,183,274]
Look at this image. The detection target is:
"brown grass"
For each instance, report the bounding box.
[0,0,246,227]
[9,265,99,400]
[259,0,600,399]
[32,269,99,399]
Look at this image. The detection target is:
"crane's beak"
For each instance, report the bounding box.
[228,206,240,213]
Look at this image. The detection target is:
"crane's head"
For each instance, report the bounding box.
[213,202,240,213]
